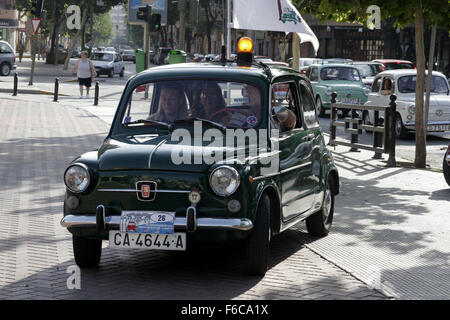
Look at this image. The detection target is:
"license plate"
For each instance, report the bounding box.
[120,211,175,234]
[427,124,450,132]
[109,231,186,251]
[337,98,359,104]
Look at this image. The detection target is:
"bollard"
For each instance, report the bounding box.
[12,72,18,96]
[328,92,337,145]
[94,81,99,106]
[372,110,383,159]
[53,78,59,102]
[386,95,397,167]
[349,108,360,152]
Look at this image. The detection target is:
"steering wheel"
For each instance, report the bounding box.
[210,108,250,122]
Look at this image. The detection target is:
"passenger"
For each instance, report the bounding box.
[192,82,226,121]
[380,79,393,95]
[148,83,187,122]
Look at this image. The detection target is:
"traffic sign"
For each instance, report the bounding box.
[31,19,42,34]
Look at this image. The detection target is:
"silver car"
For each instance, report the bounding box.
[0,40,16,76]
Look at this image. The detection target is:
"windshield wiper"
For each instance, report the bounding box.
[124,119,172,130]
[173,117,227,132]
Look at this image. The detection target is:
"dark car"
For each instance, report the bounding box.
[122,49,136,63]
[444,144,450,186]
[61,37,340,276]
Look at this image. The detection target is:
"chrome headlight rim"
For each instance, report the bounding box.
[64,163,91,194]
[209,166,241,197]
[408,105,416,114]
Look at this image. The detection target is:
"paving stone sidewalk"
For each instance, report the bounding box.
[0,98,386,300]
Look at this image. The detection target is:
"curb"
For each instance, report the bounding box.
[0,88,69,96]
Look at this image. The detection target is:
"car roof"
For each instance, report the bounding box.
[376,69,446,79]
[129,62,306,86]
[372,59,413,64]
[93,51,115,54]
[310,63,358,68]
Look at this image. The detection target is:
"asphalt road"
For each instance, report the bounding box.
[317,111,450,170]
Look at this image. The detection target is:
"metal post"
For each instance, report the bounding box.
[350,108,359,152]
[372,110,383,159]
[387,95,397,167]
[12,72,18,96]
[94,81,99,106]
[328,92,337,145]
[53,78,59,102]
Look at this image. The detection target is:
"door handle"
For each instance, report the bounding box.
[303,134,315,142]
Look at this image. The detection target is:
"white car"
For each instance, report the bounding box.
[364,70,450,138]
[90,51,125,78]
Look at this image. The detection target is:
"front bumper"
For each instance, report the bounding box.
[61,214,253,231]
[404,121,450,132]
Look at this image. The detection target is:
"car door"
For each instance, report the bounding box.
[366,76,382,123]
[272,80,315,222]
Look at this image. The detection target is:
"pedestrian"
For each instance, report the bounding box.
[17,40,24,63]
[70,51,96,99]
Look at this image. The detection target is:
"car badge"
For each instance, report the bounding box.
[346,93,352,98]
[436,109,443,117]
[136,181,157,201]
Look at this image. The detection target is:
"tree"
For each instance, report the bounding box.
[293,0,450,168]
[93,12,113,45]
[199,0,222,53]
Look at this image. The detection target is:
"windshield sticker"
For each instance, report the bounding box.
[247,116,258,127]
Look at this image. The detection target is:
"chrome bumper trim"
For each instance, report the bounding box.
[60,215,253,231]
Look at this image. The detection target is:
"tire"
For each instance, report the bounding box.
[0,62,11,76]
[316,96,325,117]
[246,194,271,276]
[395,113,409,139]
[108,68,114,78]
[443,154,450,187]
[306,175,335,236]
[73,235,102,268]
[119,68,124,77]
[95,71,100,78]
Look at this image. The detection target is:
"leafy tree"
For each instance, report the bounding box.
[93,12,113,45]
[293,0,450,168]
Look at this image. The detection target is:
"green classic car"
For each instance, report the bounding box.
[61,49,340,275]
[306,63,369,117]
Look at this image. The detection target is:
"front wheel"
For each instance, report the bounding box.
[73,235,102,268]
[306,175,335,236]
[0,63,11,76]
[246,194,271,276]
[316,96,325,118]
[108,68,114,78]
[395,114,409,139]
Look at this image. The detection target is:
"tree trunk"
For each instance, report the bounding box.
[424,25,437,126]
[414,3,426,168]
[64,7,89,70]
[48,0,57,64]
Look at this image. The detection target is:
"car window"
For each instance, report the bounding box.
[0,42,12,54]
[320,67,361,81]
[397,75,449,94]
[372,77,382,92]
[123,80,263,129]
[271,82,302,132]
[309,67,318,81]
[91,53,113,61]
[299,81,319,127]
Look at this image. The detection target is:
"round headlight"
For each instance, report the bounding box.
[408,105,416,114]
[209,166,240,196]
[64,164,90,193]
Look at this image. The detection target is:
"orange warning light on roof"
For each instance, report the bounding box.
[237,37,254,54]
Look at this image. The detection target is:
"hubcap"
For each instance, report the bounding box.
[316,99,321,114]
[396,117,402,135]
[1,65,9,75]
[323,185,332,223]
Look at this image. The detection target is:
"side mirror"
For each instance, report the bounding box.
[272,106,297,131]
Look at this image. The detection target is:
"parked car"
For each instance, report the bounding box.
[364,70,450,138]
[254,56,273,63]
[353,61,385,90]
[0,40,16,76]
[193,53,204,62]
[264,61,289,67]
[202,54,216,62]
[71,48,81,58]
[372,59,415,71]
[306,63,368,117]
[122,49,136,63]
[105,47,116,52]
[60,37,340,276]
[90,51,125,77]
[287,57,322,74]
[322,58,353,64]
[154,47,172,65]
[444,144,450,186]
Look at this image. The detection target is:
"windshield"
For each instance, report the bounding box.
[91,53,113,61]
[385,62,414,70]
[320,67,361,81]
[355,64,383,77]
[398,75,449,94]
[122,80,263,129]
